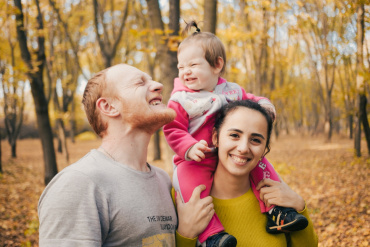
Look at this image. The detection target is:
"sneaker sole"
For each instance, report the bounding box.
[267,217,309,234]
[219,235,237,247]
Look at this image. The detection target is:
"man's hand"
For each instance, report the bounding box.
[187,140,212,162]
[256,174,305,212]
[176,185,214,239]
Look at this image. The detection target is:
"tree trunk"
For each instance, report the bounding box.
[348,114,353,139]
[11,141,16,158]
[4,108,24,158]
[146,0,180,160]
[93,0,130,68]
[326,97,333,142]
[146,0,179,101]
[360,94,370,155]
[354,109,361,157]
[35,99,58,184]
[70,101,76,143]
[0,134,2,174]
[70,119,76,143]
[354,3,365,157]
[57,118,69,162]
[57,134,62,153]
[254,6,269,95]
[274,116,280,139]
[270,0,278,92]
[2,40,25,159]
[203,0,217,34]
[14,0,58,185]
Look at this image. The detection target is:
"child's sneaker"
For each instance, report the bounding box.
[205,232,237,247]
[266,206,308,234]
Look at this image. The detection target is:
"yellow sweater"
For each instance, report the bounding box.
[176,188,318,247]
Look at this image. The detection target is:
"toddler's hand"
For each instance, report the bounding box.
[260,103,276,122]
[187,140,212,162]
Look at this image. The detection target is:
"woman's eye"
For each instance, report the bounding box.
[191,64,197,67]
[230,133,239,138]
[251,138,261,144]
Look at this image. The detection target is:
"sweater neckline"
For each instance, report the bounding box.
[212,187,253,205]
[91,149,155,177]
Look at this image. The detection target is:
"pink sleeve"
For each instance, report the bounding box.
[250,156,280,213]
[163,101,198,159]
[241,87,269,102]
[241,88,276,119]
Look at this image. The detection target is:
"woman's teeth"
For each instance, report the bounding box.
[231,155,248,164]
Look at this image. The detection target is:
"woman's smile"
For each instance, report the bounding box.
[230,154,250,165]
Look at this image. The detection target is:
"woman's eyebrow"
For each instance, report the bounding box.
[227,128,243,133]
[251,133,265,140]
[227,129,265,140]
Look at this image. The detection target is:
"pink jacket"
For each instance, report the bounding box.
[163,77,269,166]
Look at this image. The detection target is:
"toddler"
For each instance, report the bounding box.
[163,21,308,247]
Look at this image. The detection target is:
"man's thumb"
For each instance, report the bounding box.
[189,184,206,202]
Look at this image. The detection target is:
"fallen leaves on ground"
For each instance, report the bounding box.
[0,135,368,246]
[268,135,369,247]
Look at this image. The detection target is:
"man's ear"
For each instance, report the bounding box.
[213,57,224,75]
[96,98,120,117]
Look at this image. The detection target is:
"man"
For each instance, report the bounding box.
[38,64,214,246]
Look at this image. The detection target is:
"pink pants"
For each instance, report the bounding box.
[173,156,279,243]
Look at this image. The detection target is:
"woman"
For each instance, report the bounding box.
[176,100,317,246]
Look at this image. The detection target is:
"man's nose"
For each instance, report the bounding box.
[151,81,163,92]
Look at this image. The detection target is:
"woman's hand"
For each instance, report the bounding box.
[176,185,215,238]
[256,174,305,212]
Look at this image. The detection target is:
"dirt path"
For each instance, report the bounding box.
[0,135,368,246]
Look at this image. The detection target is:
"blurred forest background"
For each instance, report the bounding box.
[0,0,369,246]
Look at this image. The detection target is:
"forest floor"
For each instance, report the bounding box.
[0,134,369,246]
